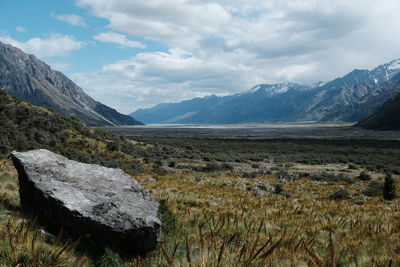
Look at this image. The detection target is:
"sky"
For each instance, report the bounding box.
[1,0,400,114]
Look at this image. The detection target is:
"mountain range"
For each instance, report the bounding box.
[1,40,398,128]
[131,59,400,124]
[0,41,142,126]
[356,80,400,130]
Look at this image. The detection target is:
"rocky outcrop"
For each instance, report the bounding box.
[9,149,160,255]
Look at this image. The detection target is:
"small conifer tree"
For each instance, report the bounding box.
[383,173,396,200]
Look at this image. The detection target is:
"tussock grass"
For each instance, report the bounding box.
[135,168,400,266]
[0,218,87,267]
[0,160,88,266]
[1,134,400,266]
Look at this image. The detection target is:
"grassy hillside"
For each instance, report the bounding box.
[0,90,399,266]
[0,89,183,176]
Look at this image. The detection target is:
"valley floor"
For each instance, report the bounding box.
[1,127,399,266]
[103,124,400,140]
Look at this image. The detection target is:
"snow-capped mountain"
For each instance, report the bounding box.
[357,73,400,130]
[238,82,310,97]
[131,82,312,124]
[131,58,400,124]
[370,58,400,84]
[301,58,400,122]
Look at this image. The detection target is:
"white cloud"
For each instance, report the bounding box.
[52,13,88,27]
[74,0,400,112]
[16,26,27,32]
[94,32,146,49]
[0,34,85,58]
[77,0,231,49]
[72,49,273,113]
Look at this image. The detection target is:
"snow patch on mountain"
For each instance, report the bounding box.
[238,82,305,97]
[388,59,400,71]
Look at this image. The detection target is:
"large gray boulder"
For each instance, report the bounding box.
[9,149,161,255]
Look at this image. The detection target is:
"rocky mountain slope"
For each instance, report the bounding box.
[320,74,400,123]
[356,84,400,130]
[0,41,142,126]
[301,59,400,122]
[132,83,314,124]
[131,59,400,124]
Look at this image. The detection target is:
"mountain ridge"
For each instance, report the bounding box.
[131,58,400,124]
[356,73,400,130]
[0,41,143,126]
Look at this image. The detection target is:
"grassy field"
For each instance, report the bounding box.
[0,136,399,266]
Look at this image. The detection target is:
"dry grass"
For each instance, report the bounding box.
[0,160,88,267]
[0,154,399,266]
[138,169,400,266]
[0,218,88,267]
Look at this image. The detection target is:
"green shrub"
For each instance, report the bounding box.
[251,163,260,169]
[390,167,400,175]
[129,162,144,175]
[168,161,176,168]
[158,200,177,235]
[363,181,384,197]
[383,173,396,200]
[106,141,119,152]
[97,249,124,267]
[154,159,163,166]
[242,171,259,179]
[329,189,350,200]
[311,172,354,184]
[274,184,284,194]
[186,144,194,151]
[221,162,234,171]
[348,163,359,170]
[357,171,372,181]
[201,162,233,172]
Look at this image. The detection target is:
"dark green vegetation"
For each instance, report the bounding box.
[328,189,350,200]
[0,90,179,176]
[0,90,132,168]
[133,136,400,173]
[384,173,397,200]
